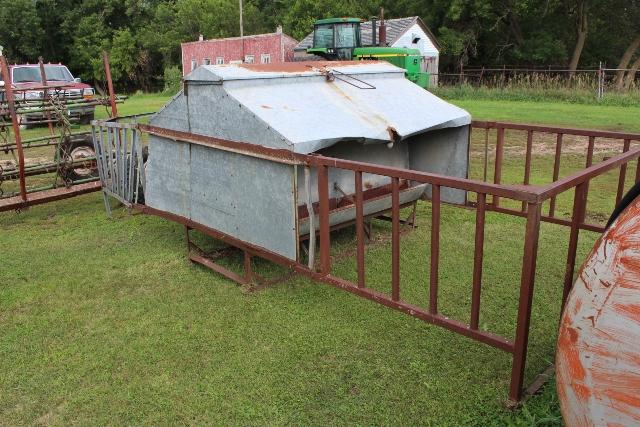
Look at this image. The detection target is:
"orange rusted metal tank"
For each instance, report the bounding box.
[557,192,640,426]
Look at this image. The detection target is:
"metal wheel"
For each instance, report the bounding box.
[59,135,98,181]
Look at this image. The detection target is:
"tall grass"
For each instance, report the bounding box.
[433,71,640,106]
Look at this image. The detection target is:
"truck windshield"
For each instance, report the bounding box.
[313,24,334,48]
[13,65,74,83]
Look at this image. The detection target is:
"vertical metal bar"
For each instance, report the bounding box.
[185,226,191,253]
[136,130,146,194]
[317,164,331,275]
[581,136,596,223]
[38,57,56,138]
[122,127,129,201]
[586,136,596,168]
[304,166,315,269]
[521,130,534,212]
[616,139,631,207]
[483,127,489,182]
[97,126,109,188]
[92,125,111,216]
[355,170,365,288]
[114,127,122,197]
[470,193,486,330]
[562,182,587,314]
[103,51,118,117]
[636,156,640,184]
[429,184,441,314]
[509,202,542,404]
[391,177,400,301]
[107,128,116,192]
[493,127,504,207]
[0,56,27,201]
[128,128,137,203]
[549,133,563,217]
[244,251,253,284]
[134,130,145,204]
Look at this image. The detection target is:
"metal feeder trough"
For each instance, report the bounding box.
[144,61,470,261]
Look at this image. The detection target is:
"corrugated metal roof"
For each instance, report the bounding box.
[183,61,470,154]
[296,17,421,50]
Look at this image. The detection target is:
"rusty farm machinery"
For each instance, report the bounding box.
[0,52,122,212]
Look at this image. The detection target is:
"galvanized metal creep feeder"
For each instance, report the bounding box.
[144,61,470,262]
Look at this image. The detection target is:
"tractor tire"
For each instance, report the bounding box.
[59,134,98,182]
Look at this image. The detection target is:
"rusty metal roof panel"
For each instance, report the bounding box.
[183,62,470,154]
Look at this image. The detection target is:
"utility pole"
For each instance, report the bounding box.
[239,0,244,61]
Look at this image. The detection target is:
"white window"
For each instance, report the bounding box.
[244,55,254,64]
[191,59,197,71]
[261,54,271,64]
[216,57,224,65]
[204,58,211,65]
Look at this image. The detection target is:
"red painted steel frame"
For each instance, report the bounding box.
[0,56,27,201]
[99,118,640,405]
[0,52,118,212]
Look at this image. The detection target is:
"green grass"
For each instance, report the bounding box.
[2,93,638,425]
[445,98,640,132]
[433,84,640,108]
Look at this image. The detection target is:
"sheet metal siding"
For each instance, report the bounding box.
[181,34,292,75]
[189,145,298,260]
[299,184,427,235]
[145,136,298,260]
[149,91,190,132]
[188,84,291,149]
[296,140,409,204]
[145,135,191,217]
[409,126,470,204]
[151,84,290,150]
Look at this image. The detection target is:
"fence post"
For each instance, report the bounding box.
[597,62,603,101]
[493,126,505,207]
[509,201,542,405]
[0,56,27,202]
[103,51,118,118]
[562,182,587,313]
[317,164,331,275]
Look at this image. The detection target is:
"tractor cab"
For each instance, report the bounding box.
[306,16,431,88]
[307,18,362,60]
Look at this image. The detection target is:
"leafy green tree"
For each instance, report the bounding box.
[0,0,44,62]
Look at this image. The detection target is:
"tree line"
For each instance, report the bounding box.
[1,0,638,91]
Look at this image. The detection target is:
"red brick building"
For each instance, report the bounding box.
[181,28,298,75]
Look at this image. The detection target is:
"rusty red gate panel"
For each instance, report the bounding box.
[557,195,640,425]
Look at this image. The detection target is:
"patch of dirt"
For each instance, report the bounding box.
[471,132,639,157]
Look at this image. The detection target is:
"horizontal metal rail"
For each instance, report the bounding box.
[94,116,640,407]
[472,120,640,141]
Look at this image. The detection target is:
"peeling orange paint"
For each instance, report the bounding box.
[557,197,640,426]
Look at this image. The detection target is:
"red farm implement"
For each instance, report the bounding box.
[0,52,122,212]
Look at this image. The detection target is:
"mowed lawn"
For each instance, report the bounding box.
[1,94,638,425]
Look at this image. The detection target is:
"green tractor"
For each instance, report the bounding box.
[306,17,430,88]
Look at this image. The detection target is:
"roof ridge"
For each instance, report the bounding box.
[182,32,290,45]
